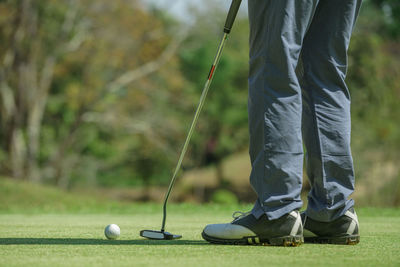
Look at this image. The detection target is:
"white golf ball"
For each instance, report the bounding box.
[104,224,120,240]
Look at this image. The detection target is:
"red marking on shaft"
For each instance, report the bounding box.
[208,65,216,80]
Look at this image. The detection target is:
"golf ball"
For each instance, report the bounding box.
[104,224,120,240]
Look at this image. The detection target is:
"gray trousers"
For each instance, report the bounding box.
[248,0,362,222]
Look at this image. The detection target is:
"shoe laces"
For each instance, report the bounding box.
[232,211,251,222]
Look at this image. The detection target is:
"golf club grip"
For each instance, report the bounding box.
[224,0,242,33]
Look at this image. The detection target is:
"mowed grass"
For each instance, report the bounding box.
[0,206,399,267]
[0,179,400,266]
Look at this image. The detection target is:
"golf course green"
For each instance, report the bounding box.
[0,206,399,266]
[1,179,399,266]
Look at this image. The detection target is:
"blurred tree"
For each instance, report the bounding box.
[348,2,400,149]
[371,0,400,37]
[46,0,189,188]
[0,0,86,182]
[0,0,398,203]
[0,0,189,188]
[179,7,249,185]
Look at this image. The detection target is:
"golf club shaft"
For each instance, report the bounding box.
[161,33,228,232]
[161,0,242,233]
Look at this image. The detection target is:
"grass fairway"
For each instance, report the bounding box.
[0,205,400,267]
[0,179,399,266]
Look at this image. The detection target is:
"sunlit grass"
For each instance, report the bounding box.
[0,208,400,267]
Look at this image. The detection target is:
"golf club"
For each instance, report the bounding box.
[140,0,242,241]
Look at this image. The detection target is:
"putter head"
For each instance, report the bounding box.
[140,230,182,240]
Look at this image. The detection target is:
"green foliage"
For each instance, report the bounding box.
[211,189,239,205]
[179,17,249,166]
[348,2,400,149]
[0,0,398,205]
[371,0,400,38]
[0,0,191,187]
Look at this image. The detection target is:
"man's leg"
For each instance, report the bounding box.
[300,0,362,222]
[248,0,318,220]
[201,0,319,246]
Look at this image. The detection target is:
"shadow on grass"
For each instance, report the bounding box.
[0,238,208,246]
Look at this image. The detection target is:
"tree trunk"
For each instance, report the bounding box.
[10,128,26,179]
[26,57,55,182]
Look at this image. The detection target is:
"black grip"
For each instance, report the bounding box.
[224,0,242,34]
